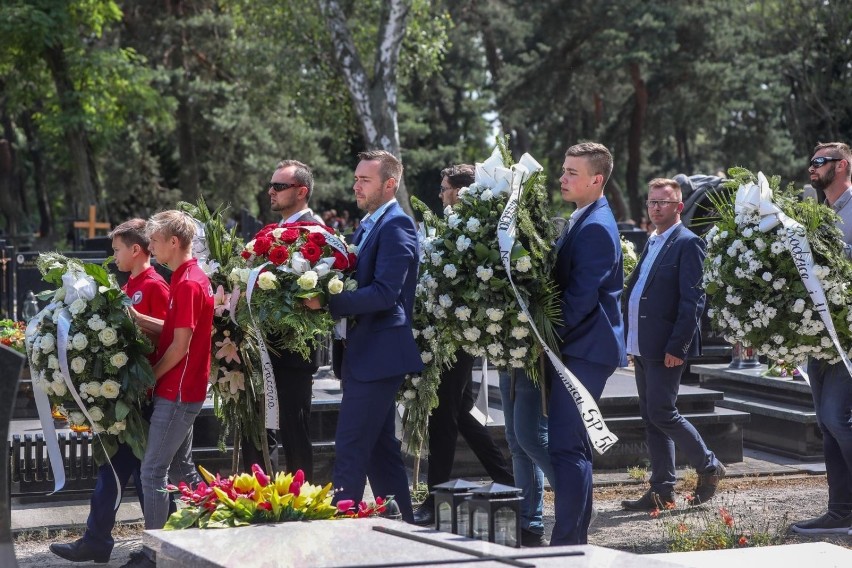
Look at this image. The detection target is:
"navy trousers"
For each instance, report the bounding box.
[332,374,413,522]
[548,358,614,546]
[81,443,143,554]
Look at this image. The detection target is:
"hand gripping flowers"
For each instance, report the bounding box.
[25,253,155,465]
[703,168,852,366]
[230,221,357,357]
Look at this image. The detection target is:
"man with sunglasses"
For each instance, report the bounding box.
[241,160,323,478]
[791,142,852,535]
[621,178,725,512]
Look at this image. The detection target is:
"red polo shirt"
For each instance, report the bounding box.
[124,266,169,320]
[154,259,214,403]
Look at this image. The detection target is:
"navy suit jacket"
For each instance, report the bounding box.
[554,196,627,368]
[328,201,424,382]
[622,223,706,360]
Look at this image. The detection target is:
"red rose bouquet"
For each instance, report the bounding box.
[229,221,357,357]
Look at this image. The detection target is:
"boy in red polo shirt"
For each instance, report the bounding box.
[50,219,170,564]
[127,210,213,568]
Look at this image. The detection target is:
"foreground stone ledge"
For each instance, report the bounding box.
[145,518,682,567]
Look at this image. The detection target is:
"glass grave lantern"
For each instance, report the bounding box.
[467,482,523,547]
[432,479,480,534]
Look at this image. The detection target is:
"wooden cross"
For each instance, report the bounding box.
[73,205,111,239]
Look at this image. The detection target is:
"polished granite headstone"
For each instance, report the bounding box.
[691,363,820,460]
[0,344,25,568]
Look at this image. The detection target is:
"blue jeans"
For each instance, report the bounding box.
[634,356,718,492]
[807,359,852,516]
[499,369,553,534]
[141,396,202,532]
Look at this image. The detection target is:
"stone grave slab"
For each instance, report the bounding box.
[691,363,821,460]
[145,517,683,568]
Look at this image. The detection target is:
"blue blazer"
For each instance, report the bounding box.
[553,196,627,368]
[622,223,706,360]
[328,201,424,382]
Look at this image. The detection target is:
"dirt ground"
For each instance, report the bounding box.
[13,474,851,566]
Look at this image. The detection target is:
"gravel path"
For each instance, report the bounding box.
[13,474,850,566]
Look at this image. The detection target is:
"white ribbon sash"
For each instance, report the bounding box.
[481,152,618,454]
[735,172,852,378]
[470,357,493,426]
[26,305,122,508]
[246,262,280,429]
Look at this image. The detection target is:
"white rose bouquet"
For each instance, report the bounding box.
[703,167,852,365]
[401,138,561,449]
[25,253,155,465]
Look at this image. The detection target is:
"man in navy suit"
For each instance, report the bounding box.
[621,178,725,512]
[549,142,627,545]
[307,150,422,522]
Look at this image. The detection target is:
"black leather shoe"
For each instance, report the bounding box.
[413,500,435,526]
[49,539,111,563]
[621,488,675,511]
[520,528,549,547]
[692,462,727,505]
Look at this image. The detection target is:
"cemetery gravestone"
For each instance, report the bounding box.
[1,344,25,568]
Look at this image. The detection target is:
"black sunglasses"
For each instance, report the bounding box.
[809,156,842,169]
[267,182,302,192]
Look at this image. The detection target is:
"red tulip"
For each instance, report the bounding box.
[251,464,270,487]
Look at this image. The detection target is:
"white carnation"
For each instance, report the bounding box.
[466,218,481,233]
[511,326,529,340]
[476,266,493,282]
[456,235,472,252]
[515,256,532,273]
[87,315,107,331]
[443,264,458,278]
[486,308,504,322]
[486,323,502,335]
[421,352,433,364]
[462,327,481,342]
[438,294,453,309]
[454,306,472,321]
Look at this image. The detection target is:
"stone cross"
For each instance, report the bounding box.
[0,344,25,568]
[73,205,111,239]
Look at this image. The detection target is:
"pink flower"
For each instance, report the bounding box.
[337,499,355,512]
[213,285,230,317]
[215,337,241,364]
[251,464,270,487]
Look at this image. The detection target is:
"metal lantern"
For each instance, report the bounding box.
[729,341,760,369]
[466,482,523,548]
[432,479,480,534]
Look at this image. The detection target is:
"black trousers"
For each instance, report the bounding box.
[426,351,514,490]
[242,355,315,478]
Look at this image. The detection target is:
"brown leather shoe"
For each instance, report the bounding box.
[692,462,727,505]
[621,488,675,511]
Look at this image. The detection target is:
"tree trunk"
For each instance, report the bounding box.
[0,88,20,237]
[604,178,629,223]
[20,111,52,238]
[318,0,414,216]
[42,43,101,212]
[626,62,648,224]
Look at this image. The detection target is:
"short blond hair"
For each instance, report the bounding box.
[146,210,196,249]
[647,178,682,201]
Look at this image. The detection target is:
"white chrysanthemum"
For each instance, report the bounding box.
[258,271,279,290]
[454,307,472,321]
[511,326,529,340]
[87,315,107,331]
[476,266,493,282]
[328,277,344,295]
[770,242,785,254]
[110,353,128,368]
[98,328,118,347]
[456,235,472,252]
[71,332,88,351]
[70,357,87,374]
[296,271,318,290]
[100,380,121,399]
[515,256,532,273]
[466,218,481,233]
[462,327,481,341]
[486,308,504,322]
[443,264,458,278]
